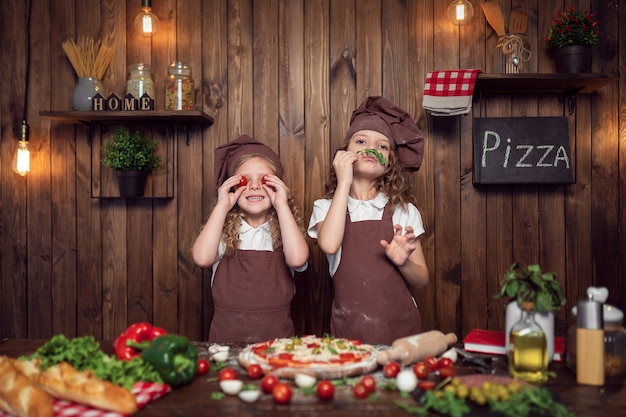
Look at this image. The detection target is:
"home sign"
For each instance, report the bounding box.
[472,117,574,184]
[91,93,155,111]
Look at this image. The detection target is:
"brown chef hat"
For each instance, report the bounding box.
[345,96,425,171]
[214,135,283,189]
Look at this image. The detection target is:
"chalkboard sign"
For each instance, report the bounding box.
[473,117,574,184]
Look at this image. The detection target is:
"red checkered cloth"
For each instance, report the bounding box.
[0,382,170,417]
[422,69,481,116]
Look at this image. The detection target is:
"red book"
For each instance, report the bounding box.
[463,329,565,362]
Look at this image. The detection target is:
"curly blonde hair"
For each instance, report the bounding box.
[218,154,306,255]
[324,138,417,211]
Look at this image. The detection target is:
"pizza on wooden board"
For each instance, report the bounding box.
[238,335,379,379]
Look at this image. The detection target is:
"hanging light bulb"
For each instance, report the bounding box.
[134,0,159,37]
[447,0,474,26]
[12,120,30,176]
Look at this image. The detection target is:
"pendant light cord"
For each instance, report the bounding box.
[22,0,32,123]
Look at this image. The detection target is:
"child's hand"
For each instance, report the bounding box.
[216,175,245,208]
[380,225,417,267]
[332,150,357,186]
[262,174,289,208]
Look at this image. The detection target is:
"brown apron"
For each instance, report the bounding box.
[331,203,422,345]
[209,248,295,343]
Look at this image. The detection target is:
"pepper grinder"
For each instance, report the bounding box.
[576,293,605,386]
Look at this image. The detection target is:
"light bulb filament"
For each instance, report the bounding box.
[14,141,30,176]
[456,4,465,21]
[142,13,153,33]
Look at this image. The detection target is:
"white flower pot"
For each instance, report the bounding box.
[505,301,555,363]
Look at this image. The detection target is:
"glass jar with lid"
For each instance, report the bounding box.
[165,61,195,110]
[126,63,155,100]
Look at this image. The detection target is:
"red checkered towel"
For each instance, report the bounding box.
[422,69,481,116]
[0,382,170,417]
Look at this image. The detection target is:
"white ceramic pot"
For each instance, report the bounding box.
[505,301,555,363]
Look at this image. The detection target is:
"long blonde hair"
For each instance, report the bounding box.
[218,154,305,255]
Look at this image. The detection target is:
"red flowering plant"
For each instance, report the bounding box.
[545,6,599,50]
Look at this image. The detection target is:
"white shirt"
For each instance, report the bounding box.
[308,192,425,276]
[212,219,307,285]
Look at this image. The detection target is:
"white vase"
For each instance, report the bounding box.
[505,301,555,363]
[72,77,104,111]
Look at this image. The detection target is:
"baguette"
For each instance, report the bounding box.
[0,356,54,417]
[38,362,137,414]
[13,359,138,415]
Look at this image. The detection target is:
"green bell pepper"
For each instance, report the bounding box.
[140,334,198,388]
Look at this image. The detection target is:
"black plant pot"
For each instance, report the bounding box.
[117,170,149,197]
[554,45,592,73]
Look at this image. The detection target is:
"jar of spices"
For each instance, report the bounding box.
[126,63,155,100]
[165,61,195,110]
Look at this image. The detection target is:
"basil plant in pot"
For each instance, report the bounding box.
[494,263,567,363]
[101,127,163,197]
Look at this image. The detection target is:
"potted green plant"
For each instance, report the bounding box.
[544,6,600,73]
[101,126,162,197]
[494,263,567,363]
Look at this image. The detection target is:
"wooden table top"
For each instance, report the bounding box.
[1,338,624,417]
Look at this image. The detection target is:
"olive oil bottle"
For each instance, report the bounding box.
[508,301,549,383]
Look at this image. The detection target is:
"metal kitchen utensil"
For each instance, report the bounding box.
[455,348,499,374]
[509,10,528,34]
[481,0,506,36]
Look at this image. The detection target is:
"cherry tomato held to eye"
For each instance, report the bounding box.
[261,176,268,185]
[247,363,264,379]
[383,361,401,378]
[316,380,335,401]
[196,359,210,375]
[238,176,248,187]
[272,383,292,404]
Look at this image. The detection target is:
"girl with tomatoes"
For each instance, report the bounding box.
[308,96,429,345]
[192,135,309,343]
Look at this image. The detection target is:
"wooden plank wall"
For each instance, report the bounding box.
[1,0,624,342]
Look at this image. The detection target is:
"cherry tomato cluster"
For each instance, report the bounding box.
[211,354,455,404]
[352,374,377,399]
[412,356,456,390]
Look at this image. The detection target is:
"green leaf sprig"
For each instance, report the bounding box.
[493,263,566,313]
[357,148,387,165]
[395,383,575,417]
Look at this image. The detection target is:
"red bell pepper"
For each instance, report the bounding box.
[113,322,168,360]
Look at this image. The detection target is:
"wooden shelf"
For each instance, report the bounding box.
[474,73,617,95]
[39,110,214,125]
[40,110,213,199]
